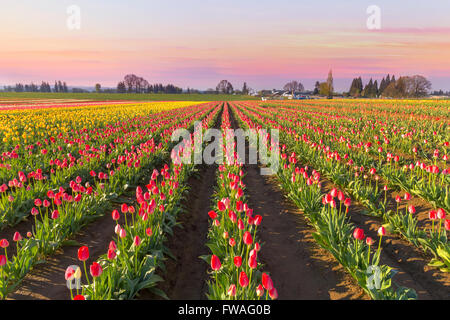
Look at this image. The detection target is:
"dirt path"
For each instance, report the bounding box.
[229,105,367,300]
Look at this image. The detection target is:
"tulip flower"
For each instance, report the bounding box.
[133,235,141,247]
[78,246,89,261]
[408,205,416,214]
[229,238,236,247]
[107,249,116,260]
[73,295,85,300]
[146,228,152,236]
[0,255,6,267]
[243,231,253,246]
[269,288,278,300]
[262,273,273,291]
[112,210,120,221]
[227,284,236,297]
[65,266,75,281]
[248,250,257,269]
[353,228,365,240]
[239,271,249,287]
[208,210,217,219]
[445,219,450,231]
[234,256,242,268]
[51,209,59,219]
[211,255,221,271]
[13,232,22,242]
[218,200,226,211]
[78,246,90,285]
[437,208,446,219]
[256,284,264,297]
[90,262,103,277]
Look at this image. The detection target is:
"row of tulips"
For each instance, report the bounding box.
[203,104,277,300]
[0,103,218,299]
[262,101,449,213]
[64,104,223,300]
[230,103,417,300]
[277,99,448,162]
[0,103,204,229]
[235,102,449,271]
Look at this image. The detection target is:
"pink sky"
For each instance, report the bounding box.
[1,1,450,91]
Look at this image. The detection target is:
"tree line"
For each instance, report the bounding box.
[115,74,182,94]
[347,74,431,98]
[4,81,68,93]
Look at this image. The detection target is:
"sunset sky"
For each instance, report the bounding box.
[1,0,450,91]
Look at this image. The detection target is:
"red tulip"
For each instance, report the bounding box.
[408,205,416,214]
[445,219,450,231]
[208,210,217,219]
[344,198,351,207]
[0,255,6,266]
[236,201,244,212]
[111,210,120,220]
[404,192,411,201]
[243,231,253,246]
[78,246,89,261]
[146,227,153,236]
[121,203,128,213]
[229,238,236,247]
[90,262,103,277]
[51,210,59,219]
[0,239,9,248]
[109,241,117,251]
[353,228,365,240]
[366,237,375,245]
[234,256,242,268]
[217,201,226,211]
[31,207,39,216]
[65,266,75,280]
[269,288,278,300]
[437,208,446,219]
[256,284,264,297]
[248,250,257,269]
[239,271,249,287]
[133,235,141,247]
[73,295,85,300]
[13,232,22,242]
[227,284,236,297]
[107,249,116,260]
[211,254,221,271]
[229,210,237,223]
[378,226,386,236]
[262,273,273,291]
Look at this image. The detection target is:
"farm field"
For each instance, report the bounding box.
[0,98,448,301]
[0,92,260,102]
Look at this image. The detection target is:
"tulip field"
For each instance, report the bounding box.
[0,98,448,300]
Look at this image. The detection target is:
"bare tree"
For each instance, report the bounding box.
[216,80,233,94]
[283,81,304,95]
[406,75,432,97]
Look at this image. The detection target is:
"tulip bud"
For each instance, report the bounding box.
[378,226,386,236]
